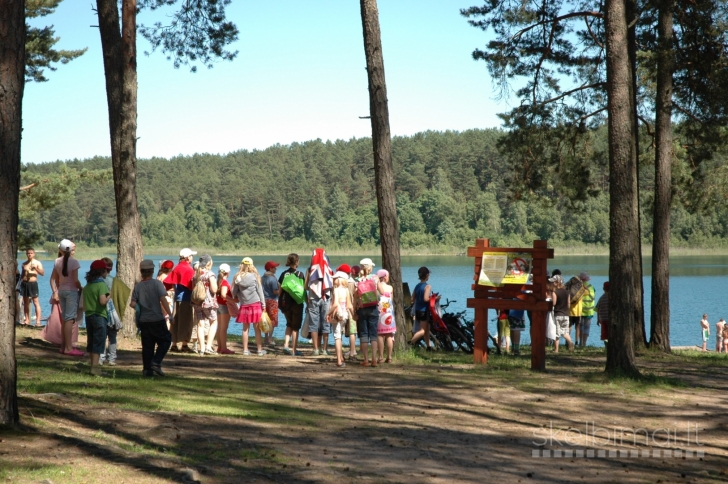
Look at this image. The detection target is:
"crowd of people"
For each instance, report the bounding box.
[495,270,610,355]
[20,241,421,376]
[29,240,724,376]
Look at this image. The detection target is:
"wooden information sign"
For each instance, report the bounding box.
[466,239,554,370]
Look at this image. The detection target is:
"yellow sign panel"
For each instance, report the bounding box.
[477,252,532,287]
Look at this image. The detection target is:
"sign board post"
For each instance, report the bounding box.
[466,239,554,371]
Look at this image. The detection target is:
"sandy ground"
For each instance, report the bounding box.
[2,327,728,483]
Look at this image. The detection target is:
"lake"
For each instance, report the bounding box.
[17,254,727,348]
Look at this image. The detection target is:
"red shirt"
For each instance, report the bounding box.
[217,278,231,305]
[164,260,194,291]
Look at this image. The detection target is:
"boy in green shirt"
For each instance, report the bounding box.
[83,260,112,376]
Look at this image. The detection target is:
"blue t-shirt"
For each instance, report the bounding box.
[262,274,279,300]
[413,282,430,311]
[509,309,525,319]
[174,284,192,302]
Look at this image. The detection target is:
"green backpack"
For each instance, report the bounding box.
[281,272,305,304]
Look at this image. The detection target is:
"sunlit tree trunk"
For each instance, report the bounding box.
[650,0,675,352]
[0,0,25,427]
[360,0,407,351]
[97,0,143,336]
[605,0,640,376]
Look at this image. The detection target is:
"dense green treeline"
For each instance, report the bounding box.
[19,129,728,252]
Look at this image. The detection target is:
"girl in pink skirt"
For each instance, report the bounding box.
[231,257,267,356]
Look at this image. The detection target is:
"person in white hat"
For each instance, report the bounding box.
[50,239,84,357]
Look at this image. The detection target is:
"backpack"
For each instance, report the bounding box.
[191,277,207,305]
[565,276,587,303]
[357,277,378,307]
[281,272,305,304]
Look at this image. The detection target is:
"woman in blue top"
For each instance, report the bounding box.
[410,266,434,350]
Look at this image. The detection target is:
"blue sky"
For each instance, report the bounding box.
[23,0,502,164]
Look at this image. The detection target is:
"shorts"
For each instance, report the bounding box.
[415,308,430,322]
[85,313,108,355]
[194,306,218,322]
[265,299,279,327]
[217,304,229,315]
[508,316,525,331]
[357,306,379,344]
[497,318,510,338]
[283,303,304,331]
[702,329,709,342]
[555,316,570,337]
[21,281,39,299]
[307,298,330,334]
[580,316,592,337]
[569,316,581,327]
[333,321,343,340]
[58,290,79,322]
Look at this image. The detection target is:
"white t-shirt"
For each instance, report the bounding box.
[54,256,81,291]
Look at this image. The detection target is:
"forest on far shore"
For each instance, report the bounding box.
[19,128,728,253]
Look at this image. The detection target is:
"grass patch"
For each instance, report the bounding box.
[0,462,80,482]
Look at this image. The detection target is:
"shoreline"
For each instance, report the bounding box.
[21,244,728,260]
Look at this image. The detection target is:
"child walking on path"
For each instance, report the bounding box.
[130,260,174,377]
[700,314,710,351]
[328,271,354,367]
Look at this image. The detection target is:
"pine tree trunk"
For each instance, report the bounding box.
[359,0,407,352]
[97,0,143,337]
[605,0,640,377]
[627,0,647,351]
[0,0,25,427]
[650,0,674,353]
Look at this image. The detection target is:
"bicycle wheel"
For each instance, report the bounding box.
[449,326,474,354]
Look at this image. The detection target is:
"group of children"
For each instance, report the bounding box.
[700,314,728,353]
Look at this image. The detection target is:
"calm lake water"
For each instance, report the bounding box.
[17,254,728,348]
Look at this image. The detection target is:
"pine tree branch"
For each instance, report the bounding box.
[509,11,604,42]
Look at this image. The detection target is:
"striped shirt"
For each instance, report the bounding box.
[596,293,609,322]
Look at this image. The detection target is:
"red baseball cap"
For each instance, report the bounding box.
[264,261,280,271]
[336,263,351,274]
[90,260,108,271]
[161,260,174,270]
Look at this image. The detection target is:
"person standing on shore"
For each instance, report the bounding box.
[551,275,573,353]
[596,281,610,345]
[20,247,45,327]
[232,257,267,356]
[279,254,305,356]
[83,260,112,376]
[216,263,234,354]
[700,314,710,352]
[50,239,84,357]
[579,271,595,347]
[716,318,726,353]
[164,248,197,353]
[262,261,281,347]
[305,249,334,356]
[130,260,174,377]
[193,255,218,356]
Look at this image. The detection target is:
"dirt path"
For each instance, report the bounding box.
[3,327,728,483]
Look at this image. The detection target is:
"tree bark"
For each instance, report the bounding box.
[604,0,640,377]
[359,0,407,352]
[650,0,674,353]
[97,0,143,337]
[0,0,25,427]
[627,0,647,351]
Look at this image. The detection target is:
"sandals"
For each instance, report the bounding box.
[385,358,391,363]
[360,361,370,367]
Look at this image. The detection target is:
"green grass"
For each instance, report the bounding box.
[0,462,81,482]
[17,356,321,426]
